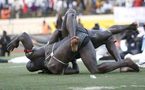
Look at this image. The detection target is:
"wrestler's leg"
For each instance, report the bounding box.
[7,32,46,72]
[61,9,77,38]
[61,9,79,52]
[79,41,98,74]
[97,58,139,73]
[108,23,137,34]
[78,37,139,73]
[7,32,33,51]
[79,42,139,74]
[7,32,45,59]
[88,30,112,43]
[105,36,122,62]
[88,30,123,62]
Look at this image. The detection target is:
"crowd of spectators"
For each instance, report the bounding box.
[0,0,145,19]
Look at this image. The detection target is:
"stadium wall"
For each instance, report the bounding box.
[0,15,115,35]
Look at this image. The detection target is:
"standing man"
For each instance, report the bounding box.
[0,31,11,56]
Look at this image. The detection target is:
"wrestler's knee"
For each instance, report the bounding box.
[19,32,29,40]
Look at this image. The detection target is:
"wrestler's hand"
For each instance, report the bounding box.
[71,36,79,52]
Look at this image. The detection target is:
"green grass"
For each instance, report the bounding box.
[0,52,145,90]
[0,52,25,60]
[0,62,145,90]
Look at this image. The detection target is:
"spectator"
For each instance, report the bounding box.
[138,24,145,52]
[115,0,125,6]
[30,1,37,16]
[120,28,139,59]
[54,0,67,15]
[101,0,113,14]
[92,23,100,30]
[0,5,11,19]
[42,20,51,35]
[0,31,11,56]
[13,0,21,18]
[22,0,28,14]
[79,0,86,10]
[96,0,113,14]
[125,0,134,7]
[133,0,143,7]
[0,0,4,10]
[124,23,145,65]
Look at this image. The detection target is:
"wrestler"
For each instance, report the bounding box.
[7,32,139,74]
[47,8,138,72]
[7,8,139,74]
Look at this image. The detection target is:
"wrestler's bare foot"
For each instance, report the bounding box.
[123,58,140,72]
[120,67,135,72]
[7,36,19,51]
[71,36,79,52]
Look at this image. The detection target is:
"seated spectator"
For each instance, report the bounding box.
[96,0,113,14]
[0,5,11,19]
[133,0,143,7]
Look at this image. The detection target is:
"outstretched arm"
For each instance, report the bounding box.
[49,30,62,44]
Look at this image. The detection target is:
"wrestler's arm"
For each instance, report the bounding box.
[48,30,62,44]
